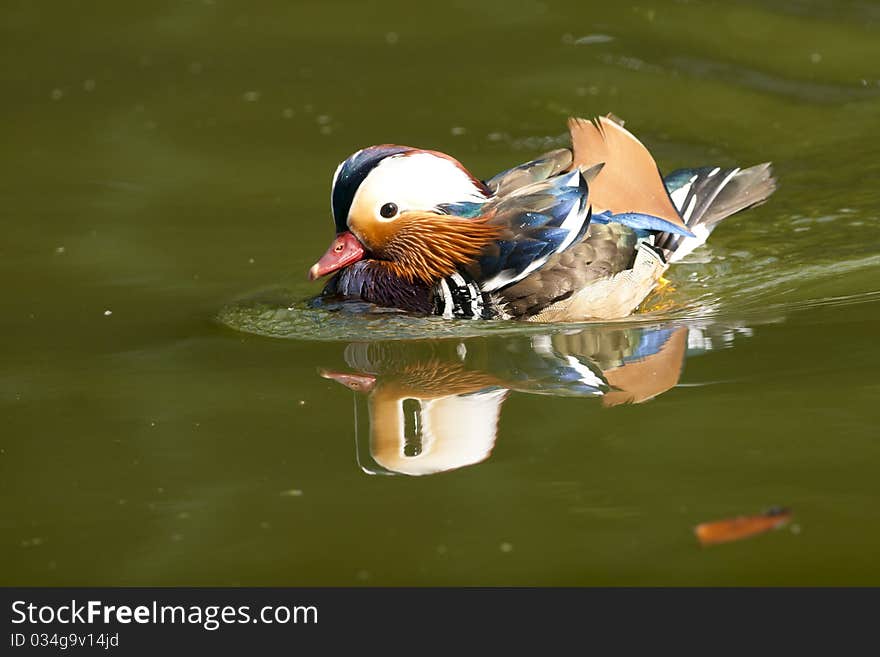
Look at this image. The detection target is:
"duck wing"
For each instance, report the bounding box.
[494,222,645,318]
[468,168,593,292]
[484,148,573,196]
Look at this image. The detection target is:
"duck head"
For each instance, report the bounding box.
[308,145,500,283]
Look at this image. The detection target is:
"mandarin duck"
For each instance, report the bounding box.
[320,325,690,475]
[308,115,776,321]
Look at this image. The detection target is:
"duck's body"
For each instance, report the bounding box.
[308,115,776,321]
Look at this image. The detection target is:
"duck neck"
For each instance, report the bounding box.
[325,260,435,314]
[324,261,496,319]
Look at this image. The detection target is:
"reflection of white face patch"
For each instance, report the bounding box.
[371,388,507,476]
[349,153,488,223]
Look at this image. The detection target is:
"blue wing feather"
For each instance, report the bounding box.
[532,227,573,244]
[476,170,592,292]
[592,210,694,237]
[514,212,553,229]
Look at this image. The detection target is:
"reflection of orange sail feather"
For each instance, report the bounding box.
[602,328,687,407]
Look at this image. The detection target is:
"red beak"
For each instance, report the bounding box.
[308,231,366,281]
[319,369,377,393]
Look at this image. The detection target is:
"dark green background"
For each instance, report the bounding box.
[2,0,879,585]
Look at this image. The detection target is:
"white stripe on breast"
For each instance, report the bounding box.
[438,279,454,319]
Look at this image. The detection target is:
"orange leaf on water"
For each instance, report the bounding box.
[695,507,792,547]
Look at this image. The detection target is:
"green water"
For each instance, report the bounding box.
[3,0,880,585]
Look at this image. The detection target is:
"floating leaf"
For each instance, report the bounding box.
[695,507,792,546]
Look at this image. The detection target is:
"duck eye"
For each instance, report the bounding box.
[379,202,398,219]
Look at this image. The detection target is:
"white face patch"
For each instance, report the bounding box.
[348,152,488,224]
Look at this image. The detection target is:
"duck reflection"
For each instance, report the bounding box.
[321,323,746,476]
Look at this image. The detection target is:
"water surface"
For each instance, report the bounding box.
[2,0,880,585]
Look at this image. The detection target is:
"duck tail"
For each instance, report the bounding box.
[655,163,777,262]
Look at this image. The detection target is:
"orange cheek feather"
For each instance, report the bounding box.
[347,211,396,255]
[349,211,502,284]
